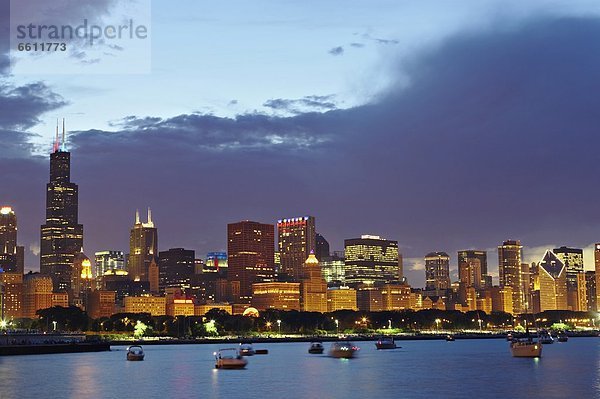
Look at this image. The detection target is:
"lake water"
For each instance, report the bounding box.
[1,338,598,398]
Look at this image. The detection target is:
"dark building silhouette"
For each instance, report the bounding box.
[277,216,316,281]
[128,208,157,282]
[158,247,195,291]
[40,122,84,292]
[315,233,330,261]
[228,220,275,301]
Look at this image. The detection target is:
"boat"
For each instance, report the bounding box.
[375,336,397,349]
[308,342,324,354]
[557,332,569,342]
[538,331,554,344]
[506,333,514,341]
[510,338,542,358]
[215,348,248,369]
[329,341,359,358]
[126,345,145,361]
[239,343,255,356]
[445,335,455,342]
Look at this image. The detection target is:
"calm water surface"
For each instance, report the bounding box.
[1,338,599,398]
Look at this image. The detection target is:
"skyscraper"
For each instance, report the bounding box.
[344,235,400,286]
[553,246,584,311]
[315,233,330,261]
[0,206,18,272]
[498,240,523,314]
[457,250,487,288]
[40,122,84,292]
[128,208,158,282]
[94,251,125,277]
[301,252,327,312]
[424,252,451,292]
[277,216,316,281]
[228,221,275,301]
[595,243,600,310]
[158,247,196,291]
[538,250,568,311]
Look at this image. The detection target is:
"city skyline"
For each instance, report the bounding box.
[4,2,600,289]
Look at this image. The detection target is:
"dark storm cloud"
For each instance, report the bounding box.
[0,82,67,131]
[328,46,344,56]
[263,95,337,114]
[6,17,600,287]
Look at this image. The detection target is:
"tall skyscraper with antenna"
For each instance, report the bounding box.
[40,120,84,292]
[128,208,158,282]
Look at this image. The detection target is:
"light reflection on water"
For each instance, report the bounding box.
[0,338,598,399]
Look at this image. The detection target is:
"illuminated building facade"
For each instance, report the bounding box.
[490,286,513,314]
[345,235,400,286]
[538,250,568,311]
[128,208,158,282]
[301,253,328,312]
[227,221,275,301]
[356,286,383,312]
[0,271,22,320]
[498,240,524,314]
[320,253,346,284]
[205,252,228,273]
[94,251,125,278]
[277,216,316,281]
[457,250,488,288]
[158,248,195,291]
[584,271,596,311]
[424,252,451,292]
[381,283,411,311]
[251,282,301,311]
[87,290,116,319]
[194,303,232,316]
[23,273,53,318]
[0,207,21,273]
[326,286,357,311]
[554,246,584,311]
[123,296,166,316]
[40,125,84,292]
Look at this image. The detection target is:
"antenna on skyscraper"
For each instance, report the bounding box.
[147,207,152,224]
[61,118,66,151]
[135,209,140,224]
[53,119,59,153]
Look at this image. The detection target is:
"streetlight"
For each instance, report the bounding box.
[266,321,272,334]
[277,319,281,335]
[52,321,57,331]
[388,319,392,330]
[435,319,441,331]
[335,319,339,334]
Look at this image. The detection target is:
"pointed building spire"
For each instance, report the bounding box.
[135,209,140,224]
[147,207,152,224]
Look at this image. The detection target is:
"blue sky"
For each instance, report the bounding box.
[3,1,600,287]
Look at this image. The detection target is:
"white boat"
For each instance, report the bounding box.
[126,345,145,361]
[308,342,324,354]
[510,339,542,358]
[215,348,248,369]
[375,336,397,349]
[239,343,255,356]
[329,341,359,358]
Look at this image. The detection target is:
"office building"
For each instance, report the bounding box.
[381,283,411,311]
[554,246,584,311]
[0,271,22,319]
[425,252,451,292]
[158,248,195,291]
[87,290,116,319]
[0,207,18,272]
[320,254,345,284]
[457,250,488,288]
[315,233,330,260]
[94,251,125,278]
[123,296,166,316]
[40,123,84,292]
[23,273,53,318]
[326,286,357,311]
[356,286,383,312]
[498,240,524,314]
[227,221,275,301]
[301,253,327,312]
[251,282,301,311]
[128,208,158,282]
[345,235,400,286]
[538,250,568,311]
[277,216,316,281]
[585,271,597,311]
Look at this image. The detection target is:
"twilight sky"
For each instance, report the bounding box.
[2,1,600,287]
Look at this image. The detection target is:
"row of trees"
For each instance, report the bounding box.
[4,307,595,337]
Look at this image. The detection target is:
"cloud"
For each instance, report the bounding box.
[361,33,399,45]
[350,42,365,48]
[263,95,337,115]
[328,46,344,56]
[0,82,67,131]
[6,16,600,286]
